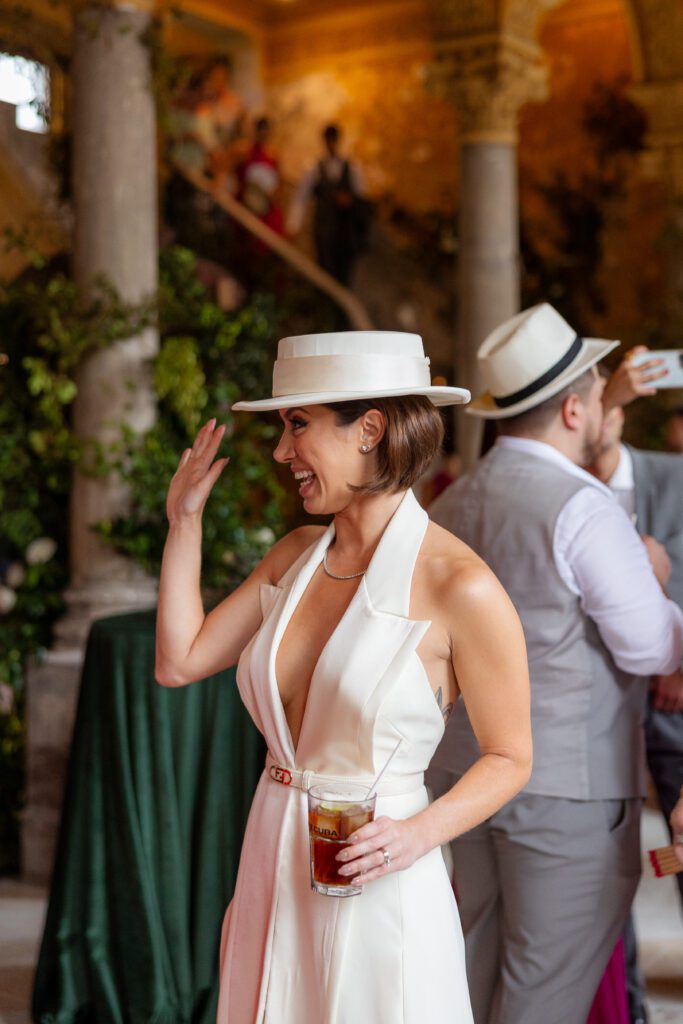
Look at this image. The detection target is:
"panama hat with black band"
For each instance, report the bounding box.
[466,303,620,420]
[232,331,470,412]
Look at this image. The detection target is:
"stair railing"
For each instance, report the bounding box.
[177,165,374,331]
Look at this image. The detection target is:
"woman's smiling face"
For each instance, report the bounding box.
[273,405,370,514]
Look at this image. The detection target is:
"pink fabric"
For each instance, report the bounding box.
[586,939,630,1024]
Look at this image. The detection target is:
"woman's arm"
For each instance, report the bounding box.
[156,418,261,685]
[413,564,532,844]
[337,560,532,884]
[155,419,318,686]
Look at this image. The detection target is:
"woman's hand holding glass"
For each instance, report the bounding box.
[335,814,428,885]
[166,418,229,524]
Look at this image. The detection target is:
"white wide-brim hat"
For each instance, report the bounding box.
[232,331,471,412]
[466,303,620,419]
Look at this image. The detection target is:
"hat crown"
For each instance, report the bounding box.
[230,330,471,411]
[278,331,424,360]
[478,303,578,400]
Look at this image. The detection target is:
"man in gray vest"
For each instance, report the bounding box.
[428,303,683,1024]
[591,400,683,1023]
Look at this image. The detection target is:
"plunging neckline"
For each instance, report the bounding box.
[274,552,364,761]
[266,490,434,763]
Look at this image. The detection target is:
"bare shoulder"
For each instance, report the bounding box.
[419,520,511,616]
[262,524,328,583]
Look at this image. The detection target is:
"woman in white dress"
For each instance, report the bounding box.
[155,331,532,1023]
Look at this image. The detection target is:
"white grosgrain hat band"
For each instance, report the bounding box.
[232,331,470,411]
[272,353,431,396]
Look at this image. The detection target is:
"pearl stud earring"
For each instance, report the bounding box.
[360,442,370,454]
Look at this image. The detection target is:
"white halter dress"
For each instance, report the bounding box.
[216,490,472,1023]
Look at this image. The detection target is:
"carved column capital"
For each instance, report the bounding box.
[429,36,549,144]
[631,79,683,198]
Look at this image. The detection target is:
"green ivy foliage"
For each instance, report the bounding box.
[100,246,290,591]
[0,244,291,870]
[0,266,127,871]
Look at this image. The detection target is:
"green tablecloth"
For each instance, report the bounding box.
[32,611,266,1024]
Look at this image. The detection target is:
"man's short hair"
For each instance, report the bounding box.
[498,368,595,436]
[323,124,340,144]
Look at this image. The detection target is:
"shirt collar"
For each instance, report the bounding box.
[496,435,614,498]
[607,443,634,491]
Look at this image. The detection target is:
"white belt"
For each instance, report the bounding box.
[265,753,424,797]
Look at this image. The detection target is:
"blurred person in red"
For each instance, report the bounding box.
[236,117,283,238]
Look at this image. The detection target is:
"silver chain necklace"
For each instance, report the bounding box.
[322,549,367,581]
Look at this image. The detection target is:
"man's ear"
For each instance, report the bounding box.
[360,409,386,450]
[561,392,583,432]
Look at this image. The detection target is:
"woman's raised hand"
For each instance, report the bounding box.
[166,419,229,524]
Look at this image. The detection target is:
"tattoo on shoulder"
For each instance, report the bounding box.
[434,686,454,724]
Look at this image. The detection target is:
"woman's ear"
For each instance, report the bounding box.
[360,409,386,451]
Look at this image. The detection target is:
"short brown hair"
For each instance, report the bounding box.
[324,395,444,494]
[498,368,595,436]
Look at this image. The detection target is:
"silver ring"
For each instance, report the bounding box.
[675,833,683,845]
[382,848,391,868]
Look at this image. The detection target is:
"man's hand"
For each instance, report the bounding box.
[602,345,666,413]
[651,671,683,713]
[642,534,672,589]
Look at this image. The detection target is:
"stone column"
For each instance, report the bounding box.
[22,5,159,881]
[433,40,549,468]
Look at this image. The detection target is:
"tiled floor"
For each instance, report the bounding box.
[0,879,45,1024]
[1,809,682,1023]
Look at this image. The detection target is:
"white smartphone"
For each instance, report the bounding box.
[630,349,683,389]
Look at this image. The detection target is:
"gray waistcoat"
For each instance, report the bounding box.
[430,445,646,800]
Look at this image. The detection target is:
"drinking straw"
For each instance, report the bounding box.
[366,738,403,798]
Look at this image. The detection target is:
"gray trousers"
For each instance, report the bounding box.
[429,771,642,1024]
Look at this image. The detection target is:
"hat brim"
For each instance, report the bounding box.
[232,385,471,412]
[466,338,620,419]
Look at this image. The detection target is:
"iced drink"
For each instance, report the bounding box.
[308,784,376,897]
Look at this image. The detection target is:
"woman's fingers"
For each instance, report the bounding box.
[204,457,230,492]
[191,418,217,458]
[337,850,388,879]
[340,816,390,853]
[193,422,226,472]
[183,421,226,475]
[191,418,212,452]
[169,423,228,521]
[337,816,397,872]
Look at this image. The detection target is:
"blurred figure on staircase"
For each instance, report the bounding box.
[236,116,283,239]
[287,123,369,286]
